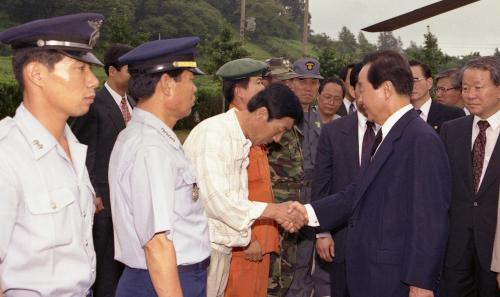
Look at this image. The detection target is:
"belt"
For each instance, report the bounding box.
[178,257,210,273]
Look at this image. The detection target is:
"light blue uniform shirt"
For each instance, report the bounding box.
[109,108,210,269]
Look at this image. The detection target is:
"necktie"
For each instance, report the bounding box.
[361,121,375,167]
[370,129,383,159]
[349,103,356,115]
[415,109,422,115]
[472,120,490,192]
[120,96,131,124]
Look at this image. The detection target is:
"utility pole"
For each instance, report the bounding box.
[303,0,309,56]
[240,0,246,45]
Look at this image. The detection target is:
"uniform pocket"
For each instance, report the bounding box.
[25,188,76,247]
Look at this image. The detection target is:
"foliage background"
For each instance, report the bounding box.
[1,0,499,123]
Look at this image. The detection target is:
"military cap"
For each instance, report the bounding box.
[216,58,267,80]
[0,13,104,66]
[293,57,323,79]
[264,57,299,80]
[119,37,204,75]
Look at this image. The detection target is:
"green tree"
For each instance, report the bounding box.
[377,31,403,52]
[202,24,249,75]
[357,31,376,57]
[494,48,500,59]
[104,7,150,47]
[421,26,451,74]
[337,26,357,56]
[318,46,350,78]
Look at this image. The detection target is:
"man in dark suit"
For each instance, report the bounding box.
[71,44,133,297]
[336,63,356,117]
[440,56,500,297]
[293,50,451,297]
[409,60,465,133]
[312,62,379,297]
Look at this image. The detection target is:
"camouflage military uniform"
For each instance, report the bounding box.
[267,127,304,297]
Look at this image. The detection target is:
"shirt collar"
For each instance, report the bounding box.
[473,109,500,131]
[104,81,127,106]
[380,104,414,139]
[357,111,380,130]
[228,107,252,148]
[417,98,432,117]
[131,108,182,150]
[343,98,356,110]
[14,103,59,159]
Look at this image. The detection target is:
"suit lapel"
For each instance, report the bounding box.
[101,88,126,131]
[340,113,360,170]
[351,110,416,210]
[427,102,440,131]
[460,117,475,196]
[476,136,500,197]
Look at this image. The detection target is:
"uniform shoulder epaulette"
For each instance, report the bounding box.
[0,117,16,140]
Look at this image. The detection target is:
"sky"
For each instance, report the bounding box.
[308,0,500,57]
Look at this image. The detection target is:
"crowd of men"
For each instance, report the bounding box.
[0,12,499,297]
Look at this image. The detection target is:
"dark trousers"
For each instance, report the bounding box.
[441,231,500,297]
[93,215,124,297]
[116,263,208,297]
[330,262,349,297]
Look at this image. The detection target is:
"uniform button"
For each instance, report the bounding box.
[83,211,86,218]
[473,201,479,207]
[50,202,57,209]
[85,240,89,247]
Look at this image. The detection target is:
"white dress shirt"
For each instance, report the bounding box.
[306,104,414,226]
[109,108,210,268]
[104,82,132,114]
[416,98,432,122]
[343,98,357,114]
[471,109,500,188]
[0,104,96,296]
[183,108,268,254]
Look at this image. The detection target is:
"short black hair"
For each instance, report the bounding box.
[409,60,432,79]
[349,62,364,88]
[362,50,413,97]
[338,63,355,81]
[104,44,133,76]
[247,83,303,125]
[12,48,64,90]
[222,77,250,104]
[319,76,345,99]
[128,68,183,101]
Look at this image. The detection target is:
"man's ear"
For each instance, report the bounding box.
[108,65,117,77]
[159,73,175,97]
[24,61,45,87]
[382,80,395,101]
[425,77,434,91]
[255,106,269,121]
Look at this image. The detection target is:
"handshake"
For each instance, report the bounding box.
[263,201,308,233]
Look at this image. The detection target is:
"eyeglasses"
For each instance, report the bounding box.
[435,86,459,93]
[320,95,342,103]
[413,77,426,82]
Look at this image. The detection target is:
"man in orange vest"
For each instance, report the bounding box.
[218,58,279,297]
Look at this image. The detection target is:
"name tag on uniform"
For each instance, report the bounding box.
[192,183,199,202]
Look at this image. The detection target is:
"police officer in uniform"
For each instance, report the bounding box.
[108,37,210,297]
[0,13,104,297]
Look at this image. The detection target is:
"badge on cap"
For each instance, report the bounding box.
[88,19,103,47]
[305,61,315,71]
[192,183,200,202]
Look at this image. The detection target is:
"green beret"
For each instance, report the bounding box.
[216,58,267,80]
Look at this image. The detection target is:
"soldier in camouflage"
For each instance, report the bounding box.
[267,127,304,297]
[265,58,306,297]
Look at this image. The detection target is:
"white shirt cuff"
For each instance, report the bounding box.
[316,232,332,239]
[305,204,320,227]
